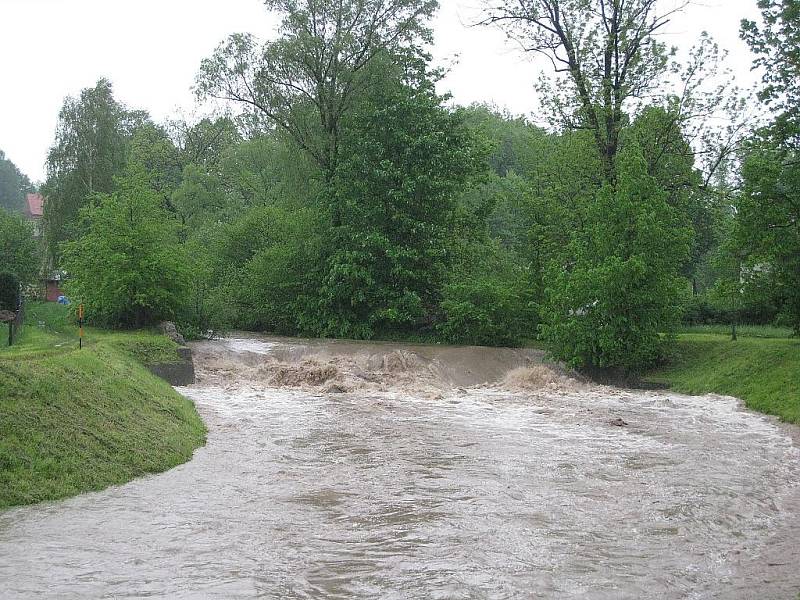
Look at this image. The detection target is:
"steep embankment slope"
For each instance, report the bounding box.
[0,303,206,508]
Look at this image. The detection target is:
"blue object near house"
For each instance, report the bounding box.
[57,295,70,305]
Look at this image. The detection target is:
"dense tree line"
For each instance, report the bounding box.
[22,0,800,374]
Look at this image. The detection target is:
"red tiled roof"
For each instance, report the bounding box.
[26,193,44,218]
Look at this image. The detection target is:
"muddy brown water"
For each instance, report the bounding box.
[1,335,799,599]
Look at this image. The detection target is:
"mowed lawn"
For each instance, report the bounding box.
[0,302,206,509]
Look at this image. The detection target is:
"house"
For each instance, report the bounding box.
[44,270,66,303]
[20,193,65,301]
[23,192,44,238]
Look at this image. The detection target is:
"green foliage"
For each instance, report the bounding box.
[309,76,487,338]
[61,172,190,328]
[196,0,437,179]
[682,294,781,328]
[172,164,230,227]
[42,79,147,263]
[25,1,747,369]
[540,144,692,373]
[742,0,800,136]
[437,243,537,346]
[172,116,241,170]
[732,143,800,332]
[0,208,38,285]
[483,0,677,180]
[0,272,20,312]
[209,205,322,334]
[127,122,183,205]
[219,135,322,208]
[0,150,33,213]
[734,2,800,334]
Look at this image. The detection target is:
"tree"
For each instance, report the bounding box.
[218,134,322,209]
[480,0,742,188]
[196,0,437,182]
[207,204,323,333]
[539,143,692,373]
[42,79,147,263]
[734,142,800,332]
[126,122,183,209]
[168,116,241,173]
[61,171,190,328]
[0,209,38,285]
[0,150,34,213]
[481,0,689,180]
[170,165,220,228]
[736,1,800,333]
[742,0,800,140]
[308,74,487,338]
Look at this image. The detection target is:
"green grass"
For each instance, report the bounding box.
[0,302,206,509]
[676,323,795,339]
[645,333,800,424]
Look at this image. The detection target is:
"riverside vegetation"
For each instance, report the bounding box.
[2,0,798,372]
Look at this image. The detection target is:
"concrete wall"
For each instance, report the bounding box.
[147,346,196,386]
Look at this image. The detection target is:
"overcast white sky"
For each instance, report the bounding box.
[0,0,761,182]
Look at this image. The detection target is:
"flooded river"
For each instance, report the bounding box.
[1,336,799,598]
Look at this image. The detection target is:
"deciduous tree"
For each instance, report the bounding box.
[42,79,146,263]
[196,0,437,182]
[0,151,33,214]
[0,209,38,285]
[61,172,190,328]
[539,143,692,372]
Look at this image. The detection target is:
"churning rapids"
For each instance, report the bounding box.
[1,336,800,599]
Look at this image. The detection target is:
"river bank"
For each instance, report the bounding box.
[0,302,206,508]
[644,332,800,425]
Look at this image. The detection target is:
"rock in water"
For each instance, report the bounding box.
[160,321,186,345]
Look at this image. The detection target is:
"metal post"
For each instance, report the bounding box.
[79,304,84,349]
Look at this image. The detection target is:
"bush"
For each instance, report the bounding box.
[437,244,537,346]
[61,173,190,328]
[438,281,536,347]
[683,294,732,325]
[206,205,322,335]
[0,272,20,312]
[683,293,780,327]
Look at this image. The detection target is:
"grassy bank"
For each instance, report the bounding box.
[0,302,206,509]
[645,332,800,424]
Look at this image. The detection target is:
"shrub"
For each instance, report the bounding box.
[0,272,20,312]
